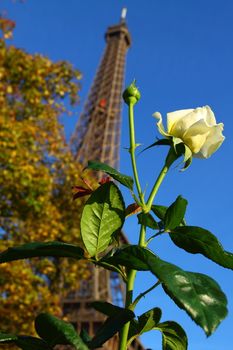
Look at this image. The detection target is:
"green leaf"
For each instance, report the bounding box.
[164,196,187,230]
[156,321,188,350]
[147,256,228,336]
[151,204,186,227]
[35,313,89,350]
[151,205,167,220]
[128,308,162,343]
[102,245,150,271]
[0,242,85,263]
[16,337,52,350]
[87,160,134,190]
[81,182,125,258]
[91,301,123,317]
[79,329,91,344]
[0,332,18,343]
[170,226,233,270]
[138,308,162,333]
[89,308,135,349]
[0,333,51,350]
[137,212,159,229]
[105,246,228,336]
[92,301,139,345]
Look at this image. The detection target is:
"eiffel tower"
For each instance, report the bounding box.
[65,10,145,350]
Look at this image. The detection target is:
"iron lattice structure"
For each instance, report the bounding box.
[70,20,130,170]
[64,16,145,350]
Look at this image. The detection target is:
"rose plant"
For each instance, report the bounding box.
[0,81,232,350]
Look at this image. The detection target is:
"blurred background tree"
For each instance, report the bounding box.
[0,17,94,341]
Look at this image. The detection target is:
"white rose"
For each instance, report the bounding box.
[154,106,225,158]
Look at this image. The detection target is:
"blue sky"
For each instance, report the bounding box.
[2,0,233,349]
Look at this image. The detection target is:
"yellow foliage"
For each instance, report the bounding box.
[0,24,96,338]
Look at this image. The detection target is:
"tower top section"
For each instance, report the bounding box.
[104,10,131,48]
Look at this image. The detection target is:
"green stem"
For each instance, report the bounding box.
[146,163,169,210]
[146,147,178,211]
[119,224,146,350]
[120,104,176,349]
[138,223,146,247]
[147,230,165,245]
[90,260,127,282]
[131,280,161,309]
[128,103,144,205]
[119,269,136,350]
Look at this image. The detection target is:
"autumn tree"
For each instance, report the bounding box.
[0,17,94,339]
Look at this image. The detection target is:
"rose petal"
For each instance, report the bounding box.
[167,108,194,133]
[182,119,210,153]
[184,119,211,137]
[153,112,170,137]
[185,133,210,154]
[195,123,225,158]
[204,106,216,126]
[169,107,208,138]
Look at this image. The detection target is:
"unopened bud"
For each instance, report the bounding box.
[123,80,141,106]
